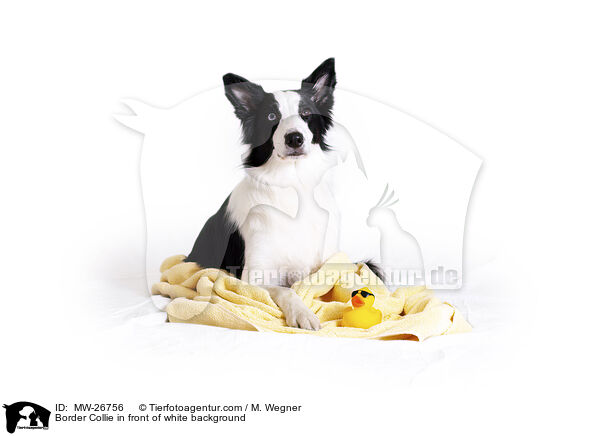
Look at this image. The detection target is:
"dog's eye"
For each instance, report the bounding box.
[267,112,277,121]
[301,109,311,117]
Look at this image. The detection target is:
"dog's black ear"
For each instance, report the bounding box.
[301,58,336,107]
[223,73,266,119]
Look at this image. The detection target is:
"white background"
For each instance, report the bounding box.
[1,1,599,435]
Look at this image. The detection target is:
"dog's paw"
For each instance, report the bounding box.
[284,300,321,331]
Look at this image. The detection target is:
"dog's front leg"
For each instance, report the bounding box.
[265,285,321,331]
[242,265,321,331]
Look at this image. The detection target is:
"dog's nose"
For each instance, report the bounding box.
[284,131,304,148]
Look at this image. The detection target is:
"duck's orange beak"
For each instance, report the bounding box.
[351,294,365,307]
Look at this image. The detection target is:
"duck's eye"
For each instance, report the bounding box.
[301,108,311,117]
[267,112,277,121]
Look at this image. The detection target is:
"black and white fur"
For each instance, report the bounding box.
[186,59,367,330]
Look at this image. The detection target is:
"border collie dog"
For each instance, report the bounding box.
[186,58,350,330]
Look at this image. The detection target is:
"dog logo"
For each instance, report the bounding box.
[3,402,50,433]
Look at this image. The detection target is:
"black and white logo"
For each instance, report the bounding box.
[3,402,50,433]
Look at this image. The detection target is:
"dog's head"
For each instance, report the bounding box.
[223,58,337,178]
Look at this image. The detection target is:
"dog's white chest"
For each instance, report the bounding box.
[265,196,328,264]
[230,179,337,286]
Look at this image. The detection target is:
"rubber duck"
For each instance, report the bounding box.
[342,287,382,328]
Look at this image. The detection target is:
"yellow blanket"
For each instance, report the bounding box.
[152,252,471,341]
